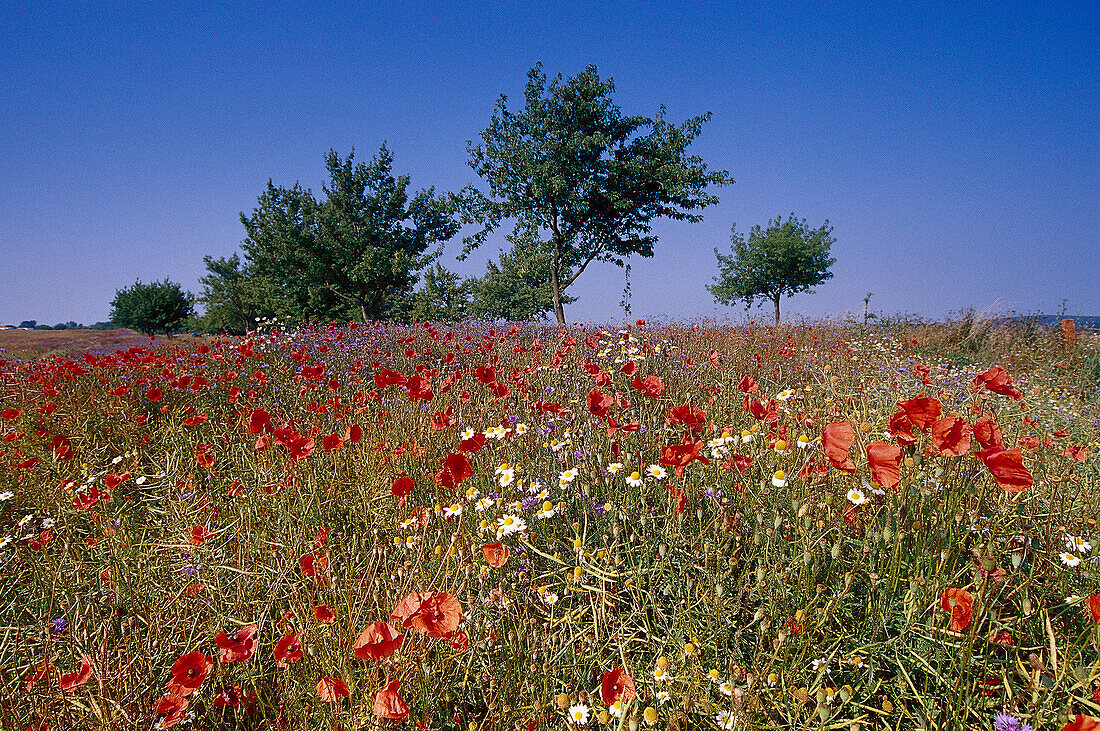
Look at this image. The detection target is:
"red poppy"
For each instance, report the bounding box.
[274,633,303,668]
[460,431,486,452]
[972,415,1003,449]
[667,404,706,433]
[737,375,758,393]
[154,693,190,728]
[212,683,257,708]
[322,433,344,453]
[976,447,1033,492]
[941,587,974,632]
[449,629,469,651]
[474,364,496,384]
[601,668,637,706]
[167,652,213,696]
[391,591,463,638]
[972,365,1022,399]
[391,474,414,498]
[659,440,710,477]
[373,679,411,720]
[1,408,20,419]
[1063,715,1100,731]
[24,662,52,691]
[435,452,474,489]
[146,387,163,402]
[1086,593,1100,623]
[631,374,665,398]
[314,604,336,624]
[189,525,213,546]
[214,624,258,663]
[374,369,407,389]
[865,441,901,490]
[821,421,856,471]
[931,415,971,457]
[899,394,942,432]
[247,407,271,435]
[587,388,613,418]
[483,541,510,568]
[316,676,350,703]
[353,621,404,661]
[300,552,328,578]
[887,410,917,445]
[405,375,433,402]
[60,657,93,692]
[620,360,637,376]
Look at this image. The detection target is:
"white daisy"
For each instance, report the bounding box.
[496,514,526,538]
[567,703,590,725]
[847,488,868,506]
[647,465,667,480]
[626,471,644,488]
[1060,552,1081,568]
[771,470,787,488]
[715,710,737,730]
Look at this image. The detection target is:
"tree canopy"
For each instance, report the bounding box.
[708,214,836,324]
[240,146,459,323]
[460,63,733,324]
[109,279,194,335]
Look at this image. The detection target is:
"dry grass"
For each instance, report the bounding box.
[0,329,214,360]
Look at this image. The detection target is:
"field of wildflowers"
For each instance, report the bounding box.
[1,319,1098,731]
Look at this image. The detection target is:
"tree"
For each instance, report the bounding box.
[240,145,460,324]
[406,264,473,322]
[460,63,733,324]
[469,229,573,321]
[197,254,275,334]
[708,214,836,325]
[109,279,195,335]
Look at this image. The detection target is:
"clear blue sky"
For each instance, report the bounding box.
[1,0,1097,326]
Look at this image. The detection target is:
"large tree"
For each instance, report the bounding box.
[460,63,733,324]
[708,215,836,324]
[469,229,573,321]
[240,146,459,323]
[109,279,194,335]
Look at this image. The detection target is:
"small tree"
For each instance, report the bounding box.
[406,264,473,322]
[109,279,194,335]
[708,215,836,325]
[469,230,573,321]
[461,63,732,324]
[198,254,275,335]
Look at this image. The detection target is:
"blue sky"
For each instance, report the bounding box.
[1,0,1096,326]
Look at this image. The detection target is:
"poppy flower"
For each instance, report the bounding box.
[212,683,257,707]
[60,656,93,692]
[899,395,942,432]
[737,375,758,393]
[146,387,163,402]
[189,525,213,546]
[24,662,52,691]
[1086,593,1100,623]
[941,587,974,632]
[373,679,411,720]
[247,407,271,435]
[658,440,710,477]
[474,364,496,384]
[1,408,20,419]
[821,421,856,471]
[973,415,1003,449]
[601,668,637,706]
[314,604,336,624]
[631,374,664,398]
[1063,715,1100,731]
[273,633,303,668]
[931,415,972,457]
[887,410,917,446]
[391,591,463,638]
[972,365,1022,399]
[620,360,637,376]
[300,552,328,578]
[865,441,901,490]
[353,621,404,661]
[168,652,213,696]
[449,629,469,651]
[391,474,414,498]
[460,431,486,452]
[976,447,1033,492]
[316,676,350,703]
[667,404,707,433]
[214,624,259,663]
[154,693,190,728]
[322,433,344,453]
[483,541,510,568]
[587,389,613,418]
[435,452,474,490]
[374,369,407,389]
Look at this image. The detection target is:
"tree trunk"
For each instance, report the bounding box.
[359,302,368,324]
[550,236,565,325]
[773,296,781,326]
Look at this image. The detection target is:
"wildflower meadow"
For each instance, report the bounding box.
[2,319,1098,731]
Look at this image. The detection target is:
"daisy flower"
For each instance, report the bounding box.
[514,423,528,436]
[442,503,463,519]
[771,470,787,488]
[608,700,625,718]
[796,434,811,449]
[559,468,579,485]
[715,710,737,730]
[773,439,790,455]
[475,497,494,512]
[776,389,795,401]
[536,501,557,519]
[461,427,476,440]
[741,430,754,443]
[465,486,481,501]
[1060,552,1081,568]
[0,491,14,501]
[647,465,667,480]
[496,514,526,538]
[719,681,734,697]
[655,691,671,704]
[567,703,590,725]
[626,471,644,488]
[847,487,868,506]
[653,665,672,683]
[1065,534,1092,554]
[607,462,624,475]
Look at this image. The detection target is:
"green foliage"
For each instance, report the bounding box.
[709,214,836,324]
[239,145,460,323]
[468,230,573,321]
[197,254,276,335]
[461,63,733,324]
[108,278,194,335]
[405,264,473,322]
